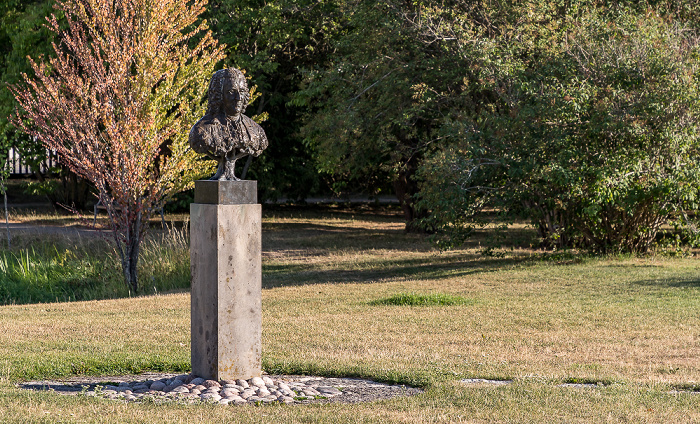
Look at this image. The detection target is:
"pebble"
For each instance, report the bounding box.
[203,380,221,388]
[317,386,342,395]
[221,388,239,397]
[83,374,351,406]
[150,381,166,391]
[250,377,265,387]
[201,393,222,402]
[190,377,205,386]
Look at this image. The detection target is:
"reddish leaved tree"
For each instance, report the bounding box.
[11,0,225,292]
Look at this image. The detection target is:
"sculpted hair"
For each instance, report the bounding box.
[206,68,250,116]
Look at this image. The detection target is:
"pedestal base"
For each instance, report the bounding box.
[190,181,261,381]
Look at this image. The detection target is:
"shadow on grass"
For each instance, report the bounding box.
[263,221,427,252]
[265,220,400,232]
[262,253,532,288]
[261,219,592,288]
[631,278,700,288]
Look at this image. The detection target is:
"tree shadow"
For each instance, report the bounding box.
[631,277,700,289]
[263,221,427,252]
[264,221,401,235]
[260,216,587,288]
[262,253,532,288]
[264,220,405,234]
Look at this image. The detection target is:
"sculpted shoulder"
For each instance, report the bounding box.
[189,115,226,156]
[239,115,269,156]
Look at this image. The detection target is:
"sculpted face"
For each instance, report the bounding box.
[222,75,247,119]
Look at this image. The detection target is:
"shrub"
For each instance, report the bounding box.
[418,6,700,253]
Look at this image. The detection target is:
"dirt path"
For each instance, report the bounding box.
[0,222,105,238]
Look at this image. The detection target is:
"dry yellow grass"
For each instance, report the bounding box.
[0,209,698,422]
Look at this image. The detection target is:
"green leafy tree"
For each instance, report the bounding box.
[1,0,99,209]
[417,2,700,253]
[294,0,474,230]
[0,0,56,166]
[11,0,224,292]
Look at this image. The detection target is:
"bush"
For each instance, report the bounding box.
[418,6,700,253]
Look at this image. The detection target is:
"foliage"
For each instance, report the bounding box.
[293,0,469,229]
[204,0,345,201]
[0,0,60,180]
[10,0,224,292]
[23,174,93,210]
[0,0,92,208]
[6,0,700,255]
[1,0,337,203]
[416,1,700,253]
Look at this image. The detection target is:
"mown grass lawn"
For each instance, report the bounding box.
[0,206,699,423]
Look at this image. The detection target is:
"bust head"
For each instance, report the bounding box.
[206,68,249,120]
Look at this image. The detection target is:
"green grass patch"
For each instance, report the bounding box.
[562,377,612,386]
[0,226,190,305]
[0,239,116,304]
[673,383,700,392]
[370,292,475,306]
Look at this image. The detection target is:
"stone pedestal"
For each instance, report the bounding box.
[190,180,261,381]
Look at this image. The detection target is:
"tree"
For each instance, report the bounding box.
[293,0,471,230]
[416,2,700,253]
[0,0,63,212]
[11,0,224,292]
[0,0,57,174]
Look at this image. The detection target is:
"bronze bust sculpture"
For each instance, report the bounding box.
[189,68,268,180]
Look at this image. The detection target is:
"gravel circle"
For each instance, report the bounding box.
[19,373,423,405]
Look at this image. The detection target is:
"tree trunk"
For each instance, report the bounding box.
[3,190,9,248]
[122,236,140,294]
[112,200,144,294]
[393,160,425,233]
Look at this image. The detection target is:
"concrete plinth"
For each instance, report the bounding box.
[190,180,261,381]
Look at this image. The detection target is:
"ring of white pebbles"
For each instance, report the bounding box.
[22,374,422,405]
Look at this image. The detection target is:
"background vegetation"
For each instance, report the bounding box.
[10,0,226,293]
[4,0,700,255]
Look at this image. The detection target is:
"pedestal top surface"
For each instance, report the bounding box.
[194,180,257,205]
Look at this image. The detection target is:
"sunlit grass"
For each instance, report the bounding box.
[0,207,698,422]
